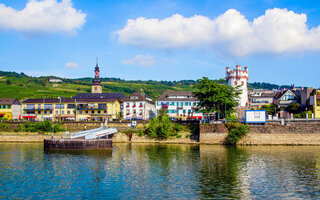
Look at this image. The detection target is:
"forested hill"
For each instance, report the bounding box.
[0,70,293,100]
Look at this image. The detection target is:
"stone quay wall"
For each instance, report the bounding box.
[200,122,320,145]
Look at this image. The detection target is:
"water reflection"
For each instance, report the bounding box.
[199,145,248,199]
[1,144,320,199]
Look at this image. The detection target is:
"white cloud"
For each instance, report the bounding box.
[65,62,80,69]
[122,55,156,67]
[0,0,86,35]
[117,8,320,56]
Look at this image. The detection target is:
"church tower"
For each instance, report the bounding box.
[91,59,102,93]
[226,65,249,107]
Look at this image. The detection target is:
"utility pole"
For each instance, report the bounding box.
[74,98,77,122]
[59,97,62,123]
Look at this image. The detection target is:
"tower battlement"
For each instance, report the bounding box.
[226,65,248,82]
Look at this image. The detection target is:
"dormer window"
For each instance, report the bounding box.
[130,96,138,100]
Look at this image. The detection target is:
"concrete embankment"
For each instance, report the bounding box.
[0,135,52,143]
[112,132,198,144]
[200,123,320,145]
[0,132,67,143]
[1,122,320,145]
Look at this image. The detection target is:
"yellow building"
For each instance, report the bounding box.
[312,90,320,118]
[22,97,122,121]
[0,98,22,120]
[76,99,121,121]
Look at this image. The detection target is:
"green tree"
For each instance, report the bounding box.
[286,103,301,114]
[193,77,240,118]
[261,104,278,115]
[6,79,11,85]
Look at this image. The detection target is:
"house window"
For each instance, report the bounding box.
[235,81,237,85]
[44,111,47,114]
[89,103,94,108]
[133,109,136,114]
[67,104,75,109]
[27,104,35,109]
[38,104,41,109]
[44,104,52,110]
[91,111,94,114]
[62,111,64,114]
[98,111,101,114]
[55,111,58,114]
[104,111,107,113]
[86,111,88,114]
[38,111,41,114]
[67,111,70,114]
[171,102,175,106]
[50,111,52,114]
[79,111,82,114]
[183,110,186,114]
[55,104,64,109]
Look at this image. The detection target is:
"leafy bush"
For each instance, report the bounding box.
[294,110,313,119]
[226,114,238,122]
[23,121,65,133]
[0,123,10,132]
[145,109,181,139]
[225,122,249,145]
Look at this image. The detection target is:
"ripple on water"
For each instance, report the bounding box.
[1,144,320,199]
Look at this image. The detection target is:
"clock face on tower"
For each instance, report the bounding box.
[95,71,99,77]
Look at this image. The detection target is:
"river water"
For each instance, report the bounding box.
[1,143,320,199]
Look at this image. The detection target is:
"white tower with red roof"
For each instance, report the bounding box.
[226,65,249,107]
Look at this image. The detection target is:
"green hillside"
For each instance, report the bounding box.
[0,70,292,101]
[0,71,194,100]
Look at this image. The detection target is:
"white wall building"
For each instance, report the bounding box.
[249,90,276,108]
[155,91,203,120]
[226,65,249,107]
[123,92,155,120]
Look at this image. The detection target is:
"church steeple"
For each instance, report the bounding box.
[91,58,102,93]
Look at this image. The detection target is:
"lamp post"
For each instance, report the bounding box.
[58,97,62,123]
[74,98,77,122]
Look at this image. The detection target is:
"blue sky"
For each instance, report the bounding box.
[0,0,320,87]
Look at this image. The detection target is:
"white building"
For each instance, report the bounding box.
[249,90,276,109]
[155,91,203,120]
[49,78,63,83]
[226,65,249,107]
[123,92,155,120]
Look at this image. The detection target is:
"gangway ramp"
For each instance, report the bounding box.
[85,128,117,139]
[70,127,103,139]
[70,127,117,140]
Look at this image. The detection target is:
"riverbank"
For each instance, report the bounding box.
[0,132,68,143]
[1,123,320,145]
[2,133,320,145]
